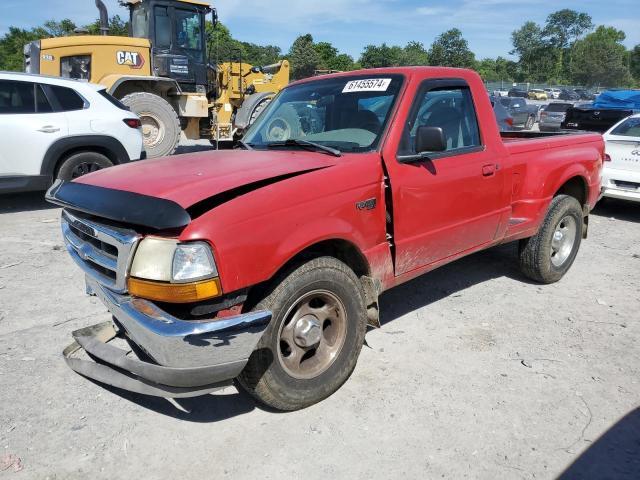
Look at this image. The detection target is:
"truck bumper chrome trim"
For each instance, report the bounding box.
[62,277,271,397]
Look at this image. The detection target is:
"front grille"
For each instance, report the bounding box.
[61,210,140,292]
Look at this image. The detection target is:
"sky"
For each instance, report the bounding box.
[2,0,639,60]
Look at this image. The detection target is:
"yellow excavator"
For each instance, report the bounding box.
[24,0,289,158]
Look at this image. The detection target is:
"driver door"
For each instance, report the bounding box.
[387,79,507,275]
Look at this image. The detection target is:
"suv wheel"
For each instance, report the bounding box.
[56,151,113,181]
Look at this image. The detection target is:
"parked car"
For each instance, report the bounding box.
[563,90,640,133]
[0,72,144,194]
[508,88,528,98]
[559,89,580,101]
[47,66,603,410]
[545,88,561,99]
[601,114,640,202]
[539,102,574,132]
[492,89,509,97]
[499,97,539,129]
[574,89,596,101]
[490,96,514,130]
[528,89,548,100]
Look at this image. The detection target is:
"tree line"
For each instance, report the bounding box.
[1,8,639,88]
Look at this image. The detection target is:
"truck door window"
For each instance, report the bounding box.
[175,9,203,59]
[154,6,171,49]
[399,85,481,155]
[0,80,36,114]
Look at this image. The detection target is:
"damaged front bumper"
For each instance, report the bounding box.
[63,276,271,398]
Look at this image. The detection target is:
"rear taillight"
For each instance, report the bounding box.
[540,112,547,118]
[124,118,142,129]
[505,117,514,126]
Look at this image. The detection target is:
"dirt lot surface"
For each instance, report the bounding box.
[1,182,639,479]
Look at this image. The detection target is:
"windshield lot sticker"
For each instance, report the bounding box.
[342,78,391,93]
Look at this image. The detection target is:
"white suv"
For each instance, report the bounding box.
[0,72,144,194]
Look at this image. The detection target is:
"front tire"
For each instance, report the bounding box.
[238,257,367,411]
[120,92,181,159]
[56,151,113,181]
[518,195,583,283]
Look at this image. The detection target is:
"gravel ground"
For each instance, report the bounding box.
[0,178,639,479]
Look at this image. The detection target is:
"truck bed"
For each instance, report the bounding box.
[500,130,602,153]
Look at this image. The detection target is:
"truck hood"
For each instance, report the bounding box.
[75,149,338,209]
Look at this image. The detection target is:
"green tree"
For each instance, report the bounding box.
[544,9,593,49]
[84,15,129,37]
[359,43,403,68]
[571,26,633,87]
[629,45,640,83]
[0,27,40,71]
[313,41,355,71]
[511,21,561,82]
[206,21,245,62]
[428,28,475,68]
[241,42,282,66]
[288,34,321,79]
[401,41,429,66]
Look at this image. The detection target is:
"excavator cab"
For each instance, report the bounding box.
[123,0,213,92]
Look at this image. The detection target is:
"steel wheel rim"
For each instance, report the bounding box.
[71,162,103,178]
[140,113,165,149]
[277,289,348,380]
[550,215,577,267]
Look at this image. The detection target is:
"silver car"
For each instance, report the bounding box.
[539,102,573,132]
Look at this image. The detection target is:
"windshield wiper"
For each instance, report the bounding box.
[265,139,342,157]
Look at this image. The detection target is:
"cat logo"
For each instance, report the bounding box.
[116,51,145,69]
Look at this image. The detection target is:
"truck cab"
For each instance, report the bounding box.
[127,0,212,91]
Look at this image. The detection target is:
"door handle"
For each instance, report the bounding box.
[37,126,60,133]
[482,164,496,176]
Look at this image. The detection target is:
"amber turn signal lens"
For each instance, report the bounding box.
[127,277,221,303]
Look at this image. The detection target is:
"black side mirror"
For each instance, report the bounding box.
[211,8,219,27]
[415,126,446,154]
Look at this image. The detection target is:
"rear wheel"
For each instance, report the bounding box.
[524,115,535,130]
[518,195,583,283]
[237,257,367,411]
[56,151,113,181]
[120,92,180,158]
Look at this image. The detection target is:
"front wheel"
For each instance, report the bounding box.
[120,92,181,158]
[518,194,583,283]
[237,257,367,411]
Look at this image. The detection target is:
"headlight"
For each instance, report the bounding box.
[128,238,221,303]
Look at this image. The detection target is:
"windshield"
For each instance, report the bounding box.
[131,6,149,38]
[243,75,404,153]
[610,117,640,137]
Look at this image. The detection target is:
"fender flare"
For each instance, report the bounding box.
[234,92,274,130]
[40,135,131,177]
[106,76,181,97]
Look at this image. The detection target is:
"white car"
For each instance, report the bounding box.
[602,113,640,202]
[0,72,144,194]
[544,88,561,99]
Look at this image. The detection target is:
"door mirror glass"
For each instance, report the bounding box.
[415,126,446,153]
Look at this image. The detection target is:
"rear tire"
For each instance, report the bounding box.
[518,195,583,283]
[524,115,535,130]
[120,92,180,159]
[56,151,113,181]
[237,257,367,411]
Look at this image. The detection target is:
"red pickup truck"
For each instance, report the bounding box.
[47,67,603,411]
